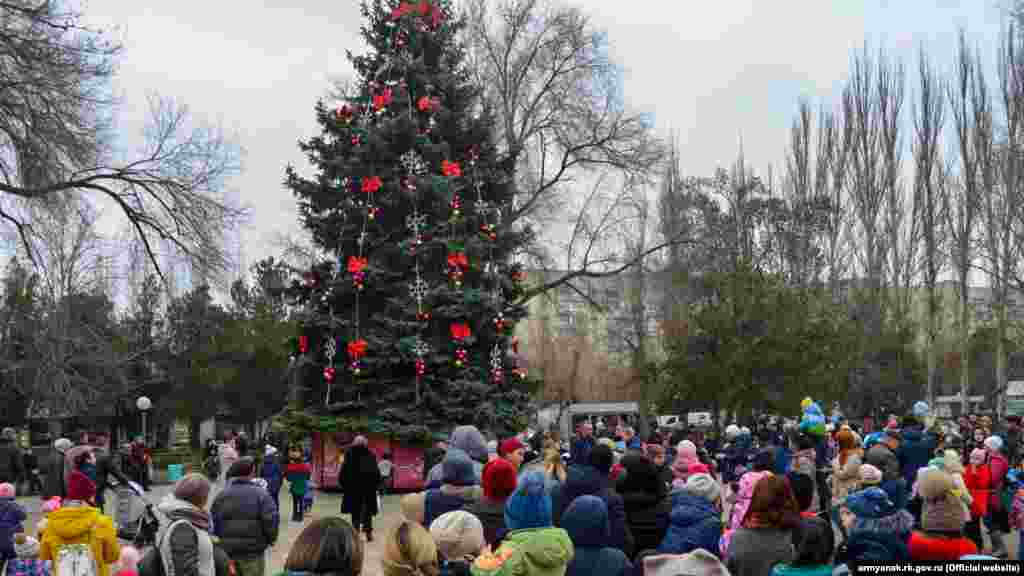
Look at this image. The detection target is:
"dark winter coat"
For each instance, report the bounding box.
[552,464,632,553]
[261,457,283,495]
[721,437,753,484]
[657,491,721,556]
[835,530,909,569]
[0,440,24,483]
[339,445,380,517]
[423,447,446,480]
[210,478,279,558]
[897,426,937,487]
[94,448,132,491]
[865,444,901,483]
[467,497,508,546]
[423,486,479,528]
[0,497,26,560]
[561,496,632,576]
[42,448,66,500]
[619,490,671,558]
[571,437,594,467]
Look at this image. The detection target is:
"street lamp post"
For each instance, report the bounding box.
[137,396,152,444]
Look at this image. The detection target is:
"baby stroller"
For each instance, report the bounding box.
[115,480,160,548]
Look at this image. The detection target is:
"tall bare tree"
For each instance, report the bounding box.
[984,23,1024,417]
[0,1,245,282]
[946,32,985,414]
[912,50,947,406]
[845,47,891,346]
[462,0,674,303]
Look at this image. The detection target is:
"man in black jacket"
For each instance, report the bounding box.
[90,433,133,513]
[211,457,279,576]
[0,428,24,484]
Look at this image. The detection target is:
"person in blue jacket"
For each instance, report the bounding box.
[562,495,633,576]
[261,444,283,511]
[658,472,722,557]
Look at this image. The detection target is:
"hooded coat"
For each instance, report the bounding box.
[553,464,631,553]
[139,497,232,576]
[39,504,120,576]
[897,426,937,488]
[836,488,912,568]
[423,452,481,527]
[470,528,574,576]
[561,497,631,576]
[43,446,67,500]
[0,497,26,560]
[427,427,488,489]
[658,491,721,556]
[617,456,671,557]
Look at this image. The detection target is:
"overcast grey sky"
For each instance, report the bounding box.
[81,0,1006,285]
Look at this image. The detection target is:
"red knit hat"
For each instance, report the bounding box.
[67,471,96,502]
[482,458,517,500]
[499,437,525,457]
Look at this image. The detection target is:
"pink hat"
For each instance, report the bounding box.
[970,448,987,465]
[0,483,13,498]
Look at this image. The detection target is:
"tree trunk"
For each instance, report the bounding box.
[959,284,970,415]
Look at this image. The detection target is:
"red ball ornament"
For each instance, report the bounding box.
[415,358,426,376]
[417,311,431,322]
[324,366,336,382]
[299,336,309,354]
[454,347,467,368]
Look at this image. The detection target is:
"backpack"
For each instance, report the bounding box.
[55,542,97,576]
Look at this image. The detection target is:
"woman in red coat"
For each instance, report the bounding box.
[961,448,990,551]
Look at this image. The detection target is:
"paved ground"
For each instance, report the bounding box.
[18,485,403,576]
[16,483,1021,575]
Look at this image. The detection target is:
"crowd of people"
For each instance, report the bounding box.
[0,408,1020,576]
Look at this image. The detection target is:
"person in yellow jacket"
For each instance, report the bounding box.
[40,469,121,576]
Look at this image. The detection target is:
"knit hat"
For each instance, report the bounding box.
[928,457,945,470]
[41,497,62,515]
[499,437,525,457]
[504,470,552,530]
[596,438,616,451]
[643,550,729,576]
[845,487,897,519]
[53,438,72,452]
[450,426,489,463]
[265,445,277,457]
[912,401,930,419]
[66,470,96,502]
[919,469,965,533]
[970,448,987,465]
[482,459,517,500]
[984,436,1004,453]
[442,451,478,487]
[859,464,882,486]
[684,473,721,503]
[943,450,964,474]
[430,511,485,560]
[725,425,740,440]
[13,534,39,559]
[115,545,141,573]
[0,483,14,498]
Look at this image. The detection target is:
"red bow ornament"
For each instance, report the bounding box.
[450,323,471,341]
[373,88,393,112]
[361,175,382,193]
[446,252,468,270]
[441,160,462,178]
[348,339,368,360]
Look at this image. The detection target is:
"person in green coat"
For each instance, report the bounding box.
[285,449,312,522]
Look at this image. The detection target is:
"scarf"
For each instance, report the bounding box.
[159,497,211,531]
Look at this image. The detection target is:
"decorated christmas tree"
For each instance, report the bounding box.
[283,0,538,440]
